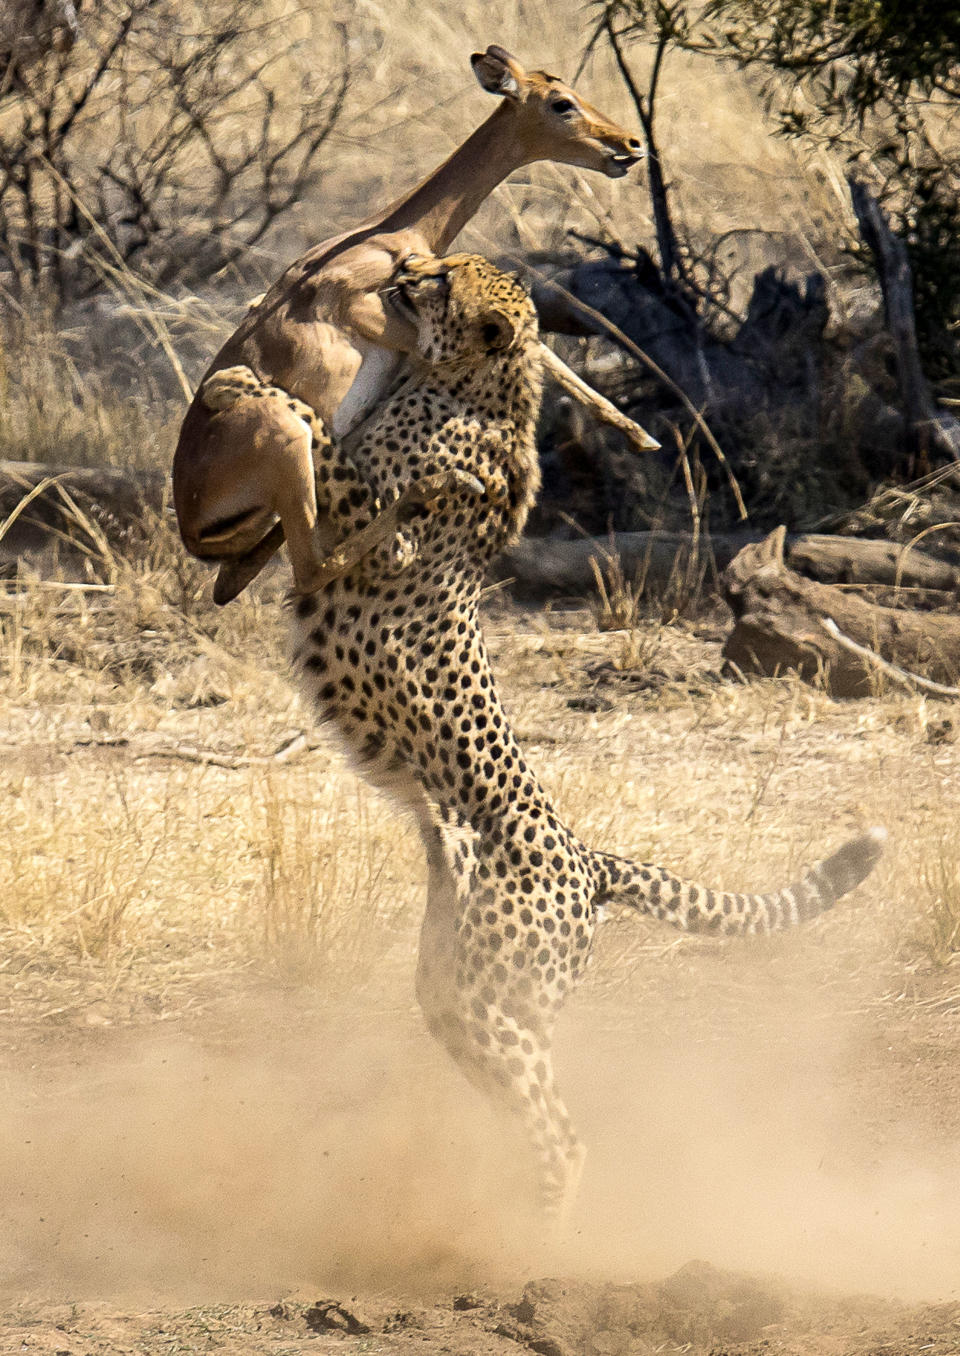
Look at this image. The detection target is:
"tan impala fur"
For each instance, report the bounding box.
[172,45,654,601]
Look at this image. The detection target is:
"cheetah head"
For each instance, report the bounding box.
[384,252,537,369]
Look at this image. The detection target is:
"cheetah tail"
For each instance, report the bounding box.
[590,827,886,935]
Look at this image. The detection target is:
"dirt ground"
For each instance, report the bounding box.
[2,599,959,1356]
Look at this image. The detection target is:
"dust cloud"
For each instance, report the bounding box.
[0,1009,530,1303]
[561,1001,960,1303]
[2,951,959,1305]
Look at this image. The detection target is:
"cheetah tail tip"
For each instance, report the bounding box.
[822,825,887,899]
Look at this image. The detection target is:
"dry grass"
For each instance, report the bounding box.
[0,524,420,1017]
[917,847,960,969]
[4,524,950,1032]
[588,548,646,631]
[0,1,949,1028]
[0,307,181,471]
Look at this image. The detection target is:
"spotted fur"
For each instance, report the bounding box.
[232,253,884,1219]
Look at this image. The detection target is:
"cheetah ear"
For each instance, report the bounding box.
[479,308,520,354]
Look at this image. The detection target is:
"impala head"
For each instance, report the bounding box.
[470,44,643,178]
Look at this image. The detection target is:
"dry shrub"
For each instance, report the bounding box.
[0,305,179,470]
[0,0,351,302]
[918,849,960,968]
[248,773,403,985]
[589,549,644,631]
[587,538,712,635]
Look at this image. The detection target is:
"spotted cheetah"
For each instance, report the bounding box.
[199,365,485,604]
[208,253,885,1221]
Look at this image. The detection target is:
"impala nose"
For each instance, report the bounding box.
[625,137,643,156]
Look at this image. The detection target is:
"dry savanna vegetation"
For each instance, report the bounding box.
[1,2,960,1354]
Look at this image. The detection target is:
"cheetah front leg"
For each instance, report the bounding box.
[290,467,484,595]
[203,367,484,602]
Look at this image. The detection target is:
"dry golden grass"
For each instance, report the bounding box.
[2,518,957,1033]
[0,521,419,1019]
[0,309,180,471]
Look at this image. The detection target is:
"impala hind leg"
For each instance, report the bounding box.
[182,368,329,598]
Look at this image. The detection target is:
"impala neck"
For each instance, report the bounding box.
[368,102,537,252]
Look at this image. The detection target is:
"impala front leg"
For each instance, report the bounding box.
[538,344,660,452]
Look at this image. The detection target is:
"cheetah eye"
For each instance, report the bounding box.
[550,97,577,116]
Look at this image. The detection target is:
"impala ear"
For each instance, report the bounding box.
[470,45,527,101]
[479,308,519,354]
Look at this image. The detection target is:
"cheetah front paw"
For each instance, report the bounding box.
[200,365,261,413]
[395,469,485,516]
[384,529,420,575]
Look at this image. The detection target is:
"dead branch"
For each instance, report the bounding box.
[820,617,960,698]
[722,526,960,697]
[70,730,326,767]
[849,176,960,464]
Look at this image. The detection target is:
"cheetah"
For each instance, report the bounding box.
[208,253,885,1221]
[199,364,485,603]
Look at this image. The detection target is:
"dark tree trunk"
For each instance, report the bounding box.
[848,177,960,465]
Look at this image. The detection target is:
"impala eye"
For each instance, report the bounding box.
[550,97,576,115]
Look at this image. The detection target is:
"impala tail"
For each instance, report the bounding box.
[591,828,886,934]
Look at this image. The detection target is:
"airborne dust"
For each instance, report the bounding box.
[2,930,959,1306]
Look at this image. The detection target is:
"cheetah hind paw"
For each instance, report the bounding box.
[381,472,483,575]
[385,529,420,575]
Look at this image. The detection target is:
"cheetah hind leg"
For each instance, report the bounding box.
[291,468,485,596]
[413,810,587,1231]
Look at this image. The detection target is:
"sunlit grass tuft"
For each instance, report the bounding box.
[918,848,960,968]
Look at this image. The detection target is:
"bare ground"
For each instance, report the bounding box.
[2,596,959,1355]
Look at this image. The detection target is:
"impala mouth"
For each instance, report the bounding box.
[605,150,644,178]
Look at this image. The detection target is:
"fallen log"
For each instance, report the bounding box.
[0,460,167,558]
[490,532,738,598]
[492,530,960,600]
[787,534,960,591]
[6,459,960,619]
[721,527,960,697]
